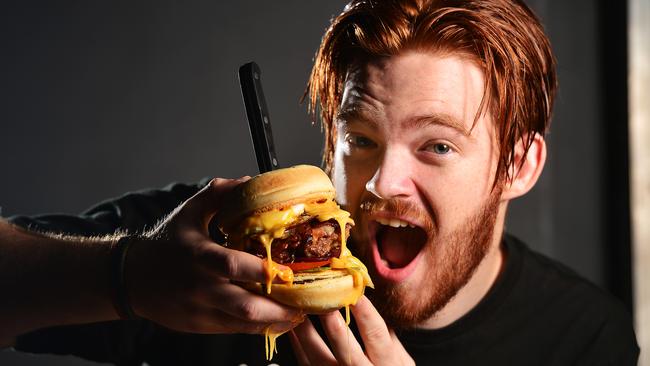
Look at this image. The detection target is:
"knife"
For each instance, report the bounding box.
[238,61,279,174]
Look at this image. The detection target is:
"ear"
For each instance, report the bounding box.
[501,133,547,201]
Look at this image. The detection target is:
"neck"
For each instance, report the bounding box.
[418,203,507,329]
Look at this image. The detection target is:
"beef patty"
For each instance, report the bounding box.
[246,219,351,264]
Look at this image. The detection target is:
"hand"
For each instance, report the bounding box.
[289,296,414,366]
[126,178,304,334]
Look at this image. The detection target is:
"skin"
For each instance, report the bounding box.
[0,49,545,365]
[0,178,304,347]
[291,50,546,364]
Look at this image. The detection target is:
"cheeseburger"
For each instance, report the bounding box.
[218,165,373,315]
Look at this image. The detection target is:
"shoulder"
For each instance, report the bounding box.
[503,234,639,365]
[507,234,624,314]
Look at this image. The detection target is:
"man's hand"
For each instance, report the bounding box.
[127,178,303,334]
[289,296,414,366]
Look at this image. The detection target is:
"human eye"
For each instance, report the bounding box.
[423,142,453,155]
[345,133,376,149]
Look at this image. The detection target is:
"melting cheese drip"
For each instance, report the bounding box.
[246,199,374,354]
[305,200,374,324]
[264,326,284,361]
[345,304,351,326]
[243,199,367,293]
[257,234,293,293]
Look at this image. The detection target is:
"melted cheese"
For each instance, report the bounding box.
[258,234,293,293]
[245,199,373,356]
[264,326,286,361]
[242,199,359,292]
[345,304,351,326]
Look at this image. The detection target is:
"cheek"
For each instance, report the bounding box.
[416,156,494,229]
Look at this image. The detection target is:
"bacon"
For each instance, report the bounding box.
[246,219,350,264]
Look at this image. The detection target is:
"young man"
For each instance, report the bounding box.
[2,0,639,365]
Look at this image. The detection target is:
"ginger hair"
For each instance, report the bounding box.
[306,0,557,183]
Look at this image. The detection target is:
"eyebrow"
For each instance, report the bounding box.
[336,107,380,129]
[336,107,471,137]
[405,114,471,136]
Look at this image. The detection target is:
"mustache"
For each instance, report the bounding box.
[359,196,435,233]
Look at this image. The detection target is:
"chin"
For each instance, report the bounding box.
[350,190,502,329]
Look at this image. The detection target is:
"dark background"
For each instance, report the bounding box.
[0,1,631,364]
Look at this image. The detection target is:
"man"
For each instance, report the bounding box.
[1,0,639,365]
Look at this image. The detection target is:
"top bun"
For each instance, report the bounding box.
[218,165,335,231]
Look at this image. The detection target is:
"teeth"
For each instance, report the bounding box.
[376,217,412,228]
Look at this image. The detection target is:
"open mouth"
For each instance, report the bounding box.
[369,217,428,282]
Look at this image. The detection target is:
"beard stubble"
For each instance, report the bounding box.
[352,189,502,329]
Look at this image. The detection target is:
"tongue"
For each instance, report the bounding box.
[377,226,425,268]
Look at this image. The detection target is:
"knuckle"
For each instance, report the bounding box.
[213,251,239,278]
[237,300,262,321]
[364,325,387,342]
[222,253,239,278]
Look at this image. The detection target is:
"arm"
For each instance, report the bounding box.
[1,179,303,353]
[0,220,118,347]
[1,180,207,347]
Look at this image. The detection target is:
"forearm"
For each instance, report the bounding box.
[0,219,120,345]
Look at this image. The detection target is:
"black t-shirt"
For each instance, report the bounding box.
[11,182,639,365]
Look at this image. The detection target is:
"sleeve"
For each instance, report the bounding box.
[9,179,209,365]
[9,179,210,236]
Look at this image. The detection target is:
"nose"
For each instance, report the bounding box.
[365,147,417,199]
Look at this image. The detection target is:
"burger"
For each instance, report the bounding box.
[217,165,373,315]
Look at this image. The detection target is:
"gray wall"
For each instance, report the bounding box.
[0,1,621,364]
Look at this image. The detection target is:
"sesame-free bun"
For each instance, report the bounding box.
[216,164,369,315]
[240,269,365,313]
[218,165,335,231]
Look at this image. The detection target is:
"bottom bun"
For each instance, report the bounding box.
[242,269,366,313]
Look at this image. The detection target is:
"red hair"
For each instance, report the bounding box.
[307,0,557,183]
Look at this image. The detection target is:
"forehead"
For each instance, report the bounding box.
[339,51,488,133]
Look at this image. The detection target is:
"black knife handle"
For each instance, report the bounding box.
[238,62,279,174]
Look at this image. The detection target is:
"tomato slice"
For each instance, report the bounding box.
[286,260,331,272]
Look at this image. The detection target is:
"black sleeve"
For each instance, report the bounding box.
[10,179,208,365]
[9,179,209,236]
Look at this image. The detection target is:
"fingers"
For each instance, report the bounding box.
[291,301,413,366]
[291,318,337,365]
[289,330,311,366]
[195,307,292,334]
[352,296,399,362]
[205,279,302,323]
[178,304,299,335]
[198,242,291,284]
[389,329,411,359]
[319,311,371,366]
